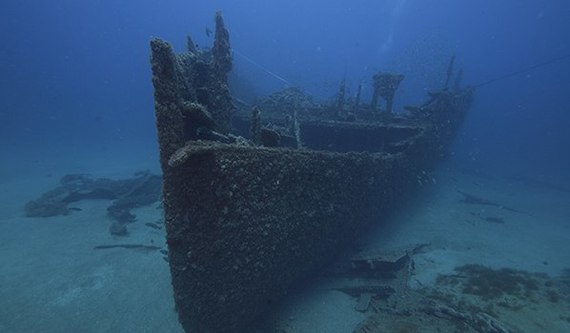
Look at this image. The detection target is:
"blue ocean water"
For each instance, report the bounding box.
[1,1,570,332]
[1,0,569,182]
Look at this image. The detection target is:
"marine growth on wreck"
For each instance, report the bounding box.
[150,11,474,333]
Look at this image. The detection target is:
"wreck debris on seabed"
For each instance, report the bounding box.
[282,241,570,333]
[24,172,163,236]
[347,259,570,333]
[150,11,474,333]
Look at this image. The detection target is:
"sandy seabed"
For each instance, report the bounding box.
[262,165,570,333]
[1,149,569,333]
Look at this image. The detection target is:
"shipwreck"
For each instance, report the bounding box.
[150,12,473,333]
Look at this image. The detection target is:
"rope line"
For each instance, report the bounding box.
[232,48,292,86]
[234,49,570,92]
[474,52,570,88]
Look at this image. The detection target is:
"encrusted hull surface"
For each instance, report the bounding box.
[164,144,402,332]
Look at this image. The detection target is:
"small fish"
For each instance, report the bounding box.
[485,216,505,224]
[94,244,162,253]
[145,222,162,230]
[205,27,212,37]
[69,207,82,211]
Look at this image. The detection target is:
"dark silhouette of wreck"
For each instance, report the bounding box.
[150,12,473,333]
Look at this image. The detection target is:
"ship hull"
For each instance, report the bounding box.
[161,89,472,332]
[149,12,473,332]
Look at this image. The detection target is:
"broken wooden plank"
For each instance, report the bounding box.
[355,293,374,312]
